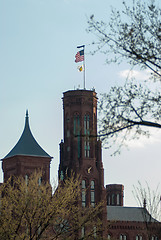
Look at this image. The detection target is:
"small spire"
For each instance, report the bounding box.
[143,198,147,208]
[26,109,29,118]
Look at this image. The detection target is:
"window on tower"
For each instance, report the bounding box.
[84,114,90,158]
[38,177,42,186]
[120,234,127,240]
[117,194,120,205]
[81,226,85,238]
[74,114,80,158]
[25,174,29,186]
[108,195,111,205]
[91,180,95,207]
[67,130,70,138]
[107,234,112,239]
[82,180,86,207]
[112,194,115,205]
[136,235,143,240]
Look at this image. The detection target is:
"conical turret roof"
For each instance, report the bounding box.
[4,111,51,159]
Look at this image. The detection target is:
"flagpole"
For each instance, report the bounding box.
[77,45,85,89]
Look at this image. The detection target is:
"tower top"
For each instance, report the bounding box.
[4,111,51,159]
[63,88,97,96]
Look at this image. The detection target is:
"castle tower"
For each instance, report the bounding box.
[106,184,124,206]
[2,111,52,183]
[59,89,106,207]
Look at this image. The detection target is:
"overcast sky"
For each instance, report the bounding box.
[1,0,161,207]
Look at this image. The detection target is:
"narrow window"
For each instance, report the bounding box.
[120,235,127,240]
[66,115,70,123]
[67,146,70,152]
[11,176,14,186]
[136,236,143,240]
[38,225,41,235]
[38,177,42,186]
[74,114,80,158]
[151,237,158,240]
[91,180,95,207]
[60,170,64,181]
[82,180,86,207]
[81,226,85,238]
[84,114,90,158]
[112,194,115,205]
[93,226,97,238]
[117,194,120,205]
[25,175,29,186]
[108,196,111,206]
[67,130,70,137]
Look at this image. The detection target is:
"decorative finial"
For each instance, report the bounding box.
[143,198,147,208]
[26,110,29,118]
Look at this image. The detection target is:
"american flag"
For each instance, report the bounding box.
[75,50,84,63]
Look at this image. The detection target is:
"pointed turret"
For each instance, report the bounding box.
[4,110,51,159]
[2,111,52,182]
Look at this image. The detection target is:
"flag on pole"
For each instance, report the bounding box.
[77,65,84,72]
[75,50,84,63]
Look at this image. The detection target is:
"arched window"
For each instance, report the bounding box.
[136,235,143,240]
[91,180,95,207]
[82,180,86,207]
[120,234,127,240]
[151,236,158,240]
[84,114,90,157]
[74,114,80,158]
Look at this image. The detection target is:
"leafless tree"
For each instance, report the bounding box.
[87,0,161,154]
[133,181,161,239]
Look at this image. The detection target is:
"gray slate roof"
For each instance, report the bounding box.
[107,206,158,222]
[4,111,51,159]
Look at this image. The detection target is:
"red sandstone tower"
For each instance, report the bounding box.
[2,110,52,183]
[59,89,107,227]
[106,184,124,206]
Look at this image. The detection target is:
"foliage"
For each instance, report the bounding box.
[0,172,104,240]
[87,0,161,154]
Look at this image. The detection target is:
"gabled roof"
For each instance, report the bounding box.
[4,111,51,159]
[107,206,158,222]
